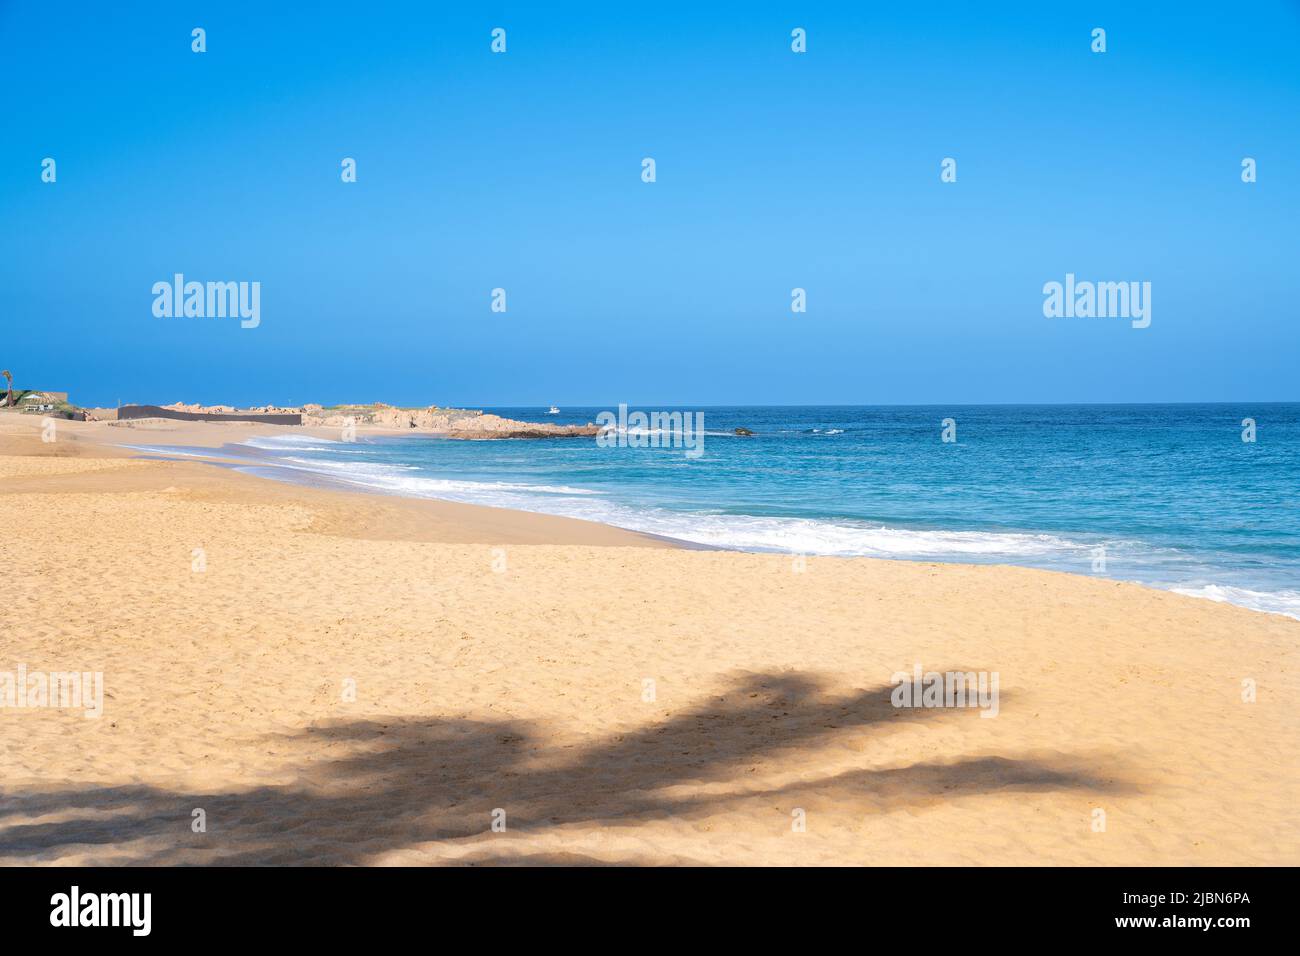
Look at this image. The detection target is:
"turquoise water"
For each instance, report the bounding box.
[136,404,1300,619]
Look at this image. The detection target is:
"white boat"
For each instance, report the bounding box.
[546,405,560,415]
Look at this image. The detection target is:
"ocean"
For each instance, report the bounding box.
[133,404,1300,620]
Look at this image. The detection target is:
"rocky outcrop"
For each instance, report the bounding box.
[305,405,596,436]
[161,402,598,438]
[445,423,601,439]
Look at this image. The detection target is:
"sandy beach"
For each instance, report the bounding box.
[1,413,1297,866]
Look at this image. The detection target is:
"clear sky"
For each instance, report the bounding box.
[2,1,1297,407]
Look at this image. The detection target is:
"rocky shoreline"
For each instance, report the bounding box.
[155,402,600,438]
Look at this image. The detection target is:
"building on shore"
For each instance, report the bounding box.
[17,391,69,412]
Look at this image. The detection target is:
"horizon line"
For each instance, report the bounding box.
[76,399,1300,410]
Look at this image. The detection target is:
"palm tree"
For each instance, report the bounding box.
[1,370,12,407]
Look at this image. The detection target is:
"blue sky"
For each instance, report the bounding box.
[2,1,1297,407]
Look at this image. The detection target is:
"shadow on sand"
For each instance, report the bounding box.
[0,671,1134,864]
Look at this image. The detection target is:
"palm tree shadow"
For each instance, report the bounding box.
[0,671,1135,864]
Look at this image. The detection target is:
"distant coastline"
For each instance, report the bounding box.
[71,401,599,439]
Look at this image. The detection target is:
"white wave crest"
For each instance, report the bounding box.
[241,434,350,450]
[1169,584,1300,621]
[254,455,605,498]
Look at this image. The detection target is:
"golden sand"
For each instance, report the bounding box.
[1,415,1296,865]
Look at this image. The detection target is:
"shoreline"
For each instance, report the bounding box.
[81,418,1300,623]
[0,416,674,548]
[97,423,726,551]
